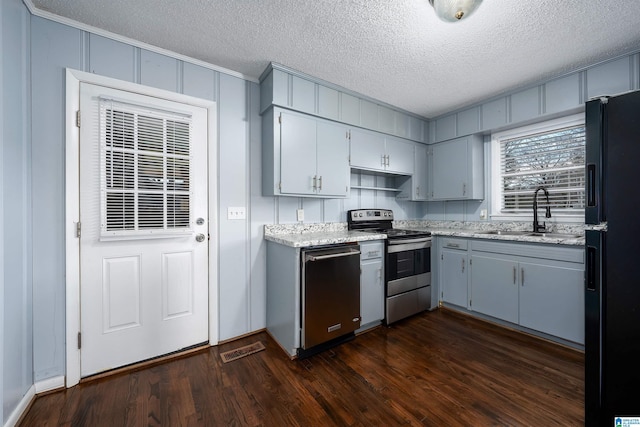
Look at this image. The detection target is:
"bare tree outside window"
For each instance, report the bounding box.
[500,125,585,214]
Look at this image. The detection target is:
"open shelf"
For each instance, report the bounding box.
[351,185,402,192]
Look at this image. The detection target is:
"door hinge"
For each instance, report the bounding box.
[76,110,81,128]
[76,221,81,238]
[77,332,82,349]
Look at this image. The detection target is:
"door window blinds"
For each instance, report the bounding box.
[100,98,193,238]
[499,124,585,213]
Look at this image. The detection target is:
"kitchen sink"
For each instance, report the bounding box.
[528,232,583,238]
[478,230,531,236]
[479,230,583,238]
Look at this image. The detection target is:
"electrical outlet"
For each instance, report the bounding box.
[227,207,246,220]
[296,209,304,222]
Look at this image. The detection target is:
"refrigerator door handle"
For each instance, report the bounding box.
[586,245,598,292]
[587,164,597,207]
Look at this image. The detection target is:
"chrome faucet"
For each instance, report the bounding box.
[533,186,552,233]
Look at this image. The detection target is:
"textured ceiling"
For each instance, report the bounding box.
[27,0,640,118]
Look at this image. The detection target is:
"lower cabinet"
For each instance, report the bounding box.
[359,240,384,328]
[470,254,519,323]
[518,260,584,343]
[440,238,469,308]
[469,240,585,344]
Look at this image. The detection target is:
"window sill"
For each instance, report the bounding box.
[489,213,584,223]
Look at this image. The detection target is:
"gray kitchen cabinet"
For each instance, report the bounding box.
[359,240,385,329]
[413,143,429,201]
[385,136,415,175]
[260,63,427,143]
[350,128,414,175]
[430,134,484,200]
[468,240,585,344]
[263,107,349,198]
[518,260,584,343]
[440,238,469,308]
[396,142,428,201]
[469,253,519,323]
[349,127,386,171]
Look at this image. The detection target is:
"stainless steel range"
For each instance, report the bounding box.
[347,209,432,324]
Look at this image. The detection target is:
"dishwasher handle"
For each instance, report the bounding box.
[305,249,361,262]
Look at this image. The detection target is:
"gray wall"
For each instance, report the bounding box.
[4,3,640,423]
[28,16,271,380]
[2,0,33,424]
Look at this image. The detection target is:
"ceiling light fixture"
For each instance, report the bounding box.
[429,0,483,22]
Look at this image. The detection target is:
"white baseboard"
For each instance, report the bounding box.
[35,375,65,393]
[4,385,35,427]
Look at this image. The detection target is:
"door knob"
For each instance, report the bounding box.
[196,233,206,242]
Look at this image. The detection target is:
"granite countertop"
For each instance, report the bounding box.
[394,220,584,246]
[264,223,386,248]
[264,229,387,248]
[264,220,585,248]
[421,228,584,246]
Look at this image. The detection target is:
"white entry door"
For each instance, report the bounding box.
[78,82,209,377]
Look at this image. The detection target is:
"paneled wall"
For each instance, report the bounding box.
[28,16,271,381]
[2,0,33,424]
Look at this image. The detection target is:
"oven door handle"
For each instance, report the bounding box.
[387,239,432,253]
[388,238,432,245]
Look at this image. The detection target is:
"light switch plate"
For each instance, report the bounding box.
[227,207,246,220]
[480,209,487,220]
[296,209,304,222]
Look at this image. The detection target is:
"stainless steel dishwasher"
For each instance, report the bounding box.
[300,243,361,356]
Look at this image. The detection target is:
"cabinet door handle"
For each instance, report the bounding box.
[446,243,460,248]
[521,268,524,286]
[513,266,516,285]
[381,154,386,167]
[386,155,390,167]
[312,175,317,190]
[318,175,322,191]
[463,183,467,196]
[461,259,465,273]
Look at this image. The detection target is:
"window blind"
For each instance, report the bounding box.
[499,124,585,213]
[100,98,193,237]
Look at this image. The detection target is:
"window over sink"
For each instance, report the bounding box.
[490,114,585,220]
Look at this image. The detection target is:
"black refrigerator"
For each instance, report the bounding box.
[585,90,640,426]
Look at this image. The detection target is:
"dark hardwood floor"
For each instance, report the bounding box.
[20,308,584,426]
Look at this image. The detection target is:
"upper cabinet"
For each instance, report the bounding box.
[413,143,429,201]
[350,128,414,175]
[430,135,484,200]
[260,63,428,144]
[262,108,350,198]
[396,142,429,202]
